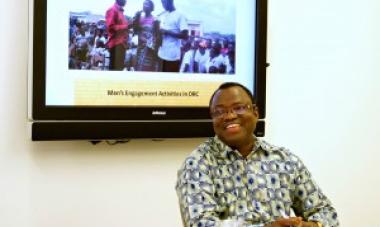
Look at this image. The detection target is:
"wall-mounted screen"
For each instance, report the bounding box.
[29,0,267,140]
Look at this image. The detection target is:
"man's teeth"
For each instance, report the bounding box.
[226,124,239,129]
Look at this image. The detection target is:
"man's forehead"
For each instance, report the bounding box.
[212,87,250,105]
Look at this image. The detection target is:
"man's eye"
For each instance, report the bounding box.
[233,105,246,111]
[214,109,226,115]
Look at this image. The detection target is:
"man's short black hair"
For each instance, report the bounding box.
[209,82,256,108]
[144,0,154,9]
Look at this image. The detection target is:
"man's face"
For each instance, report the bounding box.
[161,0,172,10]
[117,0,126,7]
[204,40,211,48]
[143,1,153,12]
[199,47,206,54]
[210,86,258,148]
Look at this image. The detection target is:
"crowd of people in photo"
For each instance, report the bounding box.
[69,20,109,70]
[68,0,235,74]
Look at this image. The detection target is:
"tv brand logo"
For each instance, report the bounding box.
[152,110,167,116]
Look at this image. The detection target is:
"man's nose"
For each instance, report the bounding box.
[224,110,237,119]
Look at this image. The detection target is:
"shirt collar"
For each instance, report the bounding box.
[114,3,124,12]
[213,135,271,160]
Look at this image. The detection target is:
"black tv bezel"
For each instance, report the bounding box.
[31,0,267,140]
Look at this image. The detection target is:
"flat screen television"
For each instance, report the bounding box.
[29,0,267,140]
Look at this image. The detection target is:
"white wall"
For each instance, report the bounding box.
[266,1,380,226]
[0,0,379,226]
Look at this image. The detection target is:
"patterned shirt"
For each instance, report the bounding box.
[176,136,339,227]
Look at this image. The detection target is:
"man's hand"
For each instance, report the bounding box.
[160,28,168,35]
[264,217,302,227]
[298,221,320,227]
[264,217,319,227]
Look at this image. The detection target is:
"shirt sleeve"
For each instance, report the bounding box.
[178,13,189,32]
[224,56,232,74]
[194,50,200,62]
[175,151,222,227]
[180,51,190,72]
[105,9,128,33]
[205,58,212,73]
[292,156,339,227]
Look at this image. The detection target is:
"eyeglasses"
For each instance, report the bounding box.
[211,104,254,119]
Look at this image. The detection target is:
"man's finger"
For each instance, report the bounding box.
[275,217,302,226]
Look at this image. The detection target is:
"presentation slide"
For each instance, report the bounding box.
[45,0,256,107]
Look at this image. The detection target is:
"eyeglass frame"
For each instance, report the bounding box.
[210,103,256,119]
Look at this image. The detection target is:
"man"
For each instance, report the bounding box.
[176,82,339,227]
[194,40,210,73]
[105,0,128,70]
[179,40,195,73]
[158,0,188,72]
[206,43,226,74]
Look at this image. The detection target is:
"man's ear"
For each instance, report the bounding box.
[253,105,259,118]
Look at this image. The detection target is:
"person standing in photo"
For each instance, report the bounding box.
[133,0,160,72]
[158,0,189,72]
[105,0,129,71]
